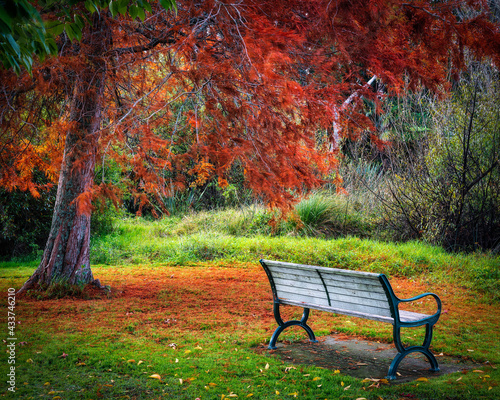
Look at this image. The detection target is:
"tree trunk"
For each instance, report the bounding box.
[19,15,110,294]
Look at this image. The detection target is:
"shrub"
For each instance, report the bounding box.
[382,59,500,251]
[0,186,55,260]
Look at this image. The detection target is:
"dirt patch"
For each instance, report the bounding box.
[258,334,483,384]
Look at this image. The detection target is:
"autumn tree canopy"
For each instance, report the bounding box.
[1,0,499,292]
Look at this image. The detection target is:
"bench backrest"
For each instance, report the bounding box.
[260,259,395,323]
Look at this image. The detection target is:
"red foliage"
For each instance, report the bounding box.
[1,0,499,214]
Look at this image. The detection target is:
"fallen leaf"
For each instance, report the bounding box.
[149,374,162,380]
[416,377,428,382]
[48,391,56,395]
[44,382,50,386]
[473,370,484,373]
[456,377,462,381]
[76,362,86,366]
[179,378,183,384]
[334,370,340,374]
[127,359,135,363]
[265,363,269,370]
[247,394,253,397]
[227,392,238,397]
[184,350,191,355]
[344,385,351,390]
[356,398,368,400]
[26,358,33,363]
[312,377,321,381]
[208,382,217,387]
[194,346,202,350]
[137,360,144,365]
[53,397,62,400]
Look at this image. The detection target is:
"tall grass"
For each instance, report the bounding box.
[294,191,375,237]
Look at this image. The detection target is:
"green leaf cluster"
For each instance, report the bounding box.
[0,0,177,74]
[0,0,57,73]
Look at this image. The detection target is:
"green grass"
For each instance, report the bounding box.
[5,327,367,399]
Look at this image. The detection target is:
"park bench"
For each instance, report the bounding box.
[260,259,442,380]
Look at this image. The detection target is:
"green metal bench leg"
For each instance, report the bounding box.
[268,302,318,350]
[387,323,440,380]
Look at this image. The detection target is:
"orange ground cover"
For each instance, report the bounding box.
[18,263,499,360]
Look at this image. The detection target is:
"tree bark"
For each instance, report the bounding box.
[19,15,110,294]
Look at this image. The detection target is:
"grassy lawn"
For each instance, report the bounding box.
[1,217,499,399]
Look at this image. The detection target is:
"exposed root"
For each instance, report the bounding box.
[91,278,111,294]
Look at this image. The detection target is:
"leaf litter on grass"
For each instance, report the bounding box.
[9,262,500,399]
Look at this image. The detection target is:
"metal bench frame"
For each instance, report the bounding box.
[260,259,442,380]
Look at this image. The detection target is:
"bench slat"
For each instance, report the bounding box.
[271,270,385,293]
[276,290,392,318]
[322,275,387,294]
[263,260,381,279]
[271,273,325,291]
[400,310,431,322]
[273,279,390,309]
[276,290,330,307]
[272,276,388,302]
[273,285,329,303]
[268,264,382,285]
[280,299,395,324]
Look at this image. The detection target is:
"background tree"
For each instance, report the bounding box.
[0,0,499,293]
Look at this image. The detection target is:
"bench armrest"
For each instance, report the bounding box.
[397,292,442,321]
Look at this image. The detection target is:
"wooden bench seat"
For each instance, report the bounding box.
[260,259,442,380]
